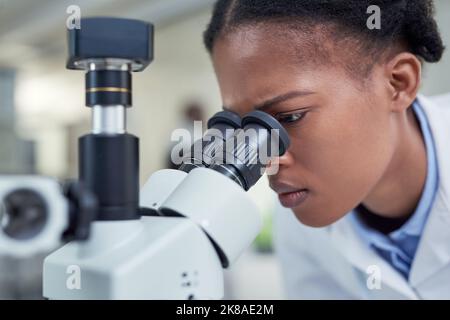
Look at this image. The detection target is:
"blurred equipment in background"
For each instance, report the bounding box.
[0,69,40,299]
[0,70,35,174]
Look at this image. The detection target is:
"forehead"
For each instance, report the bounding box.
[212,24,331,73]
[211,24,339,111]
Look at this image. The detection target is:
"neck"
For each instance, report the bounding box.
[362,106,427,220]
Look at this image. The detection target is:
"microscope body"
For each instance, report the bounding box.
[44,217,223,299]
[1,17,289,300]
[43,168,261,299]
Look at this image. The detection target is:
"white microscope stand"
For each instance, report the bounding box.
[43,168,262,300]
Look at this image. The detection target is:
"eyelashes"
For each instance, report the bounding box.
[275,110,307,125]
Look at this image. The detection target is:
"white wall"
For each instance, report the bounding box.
[132,9,222,181]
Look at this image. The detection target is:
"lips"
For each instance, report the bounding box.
[270,181,309,208]
[278,189,309,208]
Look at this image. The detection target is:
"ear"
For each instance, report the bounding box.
[385,52,422,113]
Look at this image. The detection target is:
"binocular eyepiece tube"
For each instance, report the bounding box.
[178,110,242,173]
[179,110,290,191]
[210,111,290,191]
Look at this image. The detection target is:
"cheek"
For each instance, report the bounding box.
[288,100,394,226]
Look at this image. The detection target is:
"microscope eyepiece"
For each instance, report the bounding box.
[241,110,290,156]
[210,111,290,190]
[207,110,242,129]
[178,110,242,173]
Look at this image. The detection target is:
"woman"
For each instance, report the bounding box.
[203,0,449,299]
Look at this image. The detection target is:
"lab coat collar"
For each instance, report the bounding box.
[408,94,450,287]
[328,214,418,299]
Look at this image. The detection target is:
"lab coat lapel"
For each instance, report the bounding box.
[328,217,418,299]
[408,95,450,286]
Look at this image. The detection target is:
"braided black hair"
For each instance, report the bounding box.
[204,0,445,67]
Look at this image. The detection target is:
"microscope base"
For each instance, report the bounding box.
[43,216,224,299]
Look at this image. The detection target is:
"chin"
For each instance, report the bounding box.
[291,206,343,228]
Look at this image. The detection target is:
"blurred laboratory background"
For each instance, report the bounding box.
[0,0,449,299]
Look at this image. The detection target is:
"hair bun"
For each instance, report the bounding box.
[402,0,445,62]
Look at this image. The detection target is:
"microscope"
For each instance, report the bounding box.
[1,17,290,300]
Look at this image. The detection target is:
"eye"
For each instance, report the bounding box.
[275,111,307,125]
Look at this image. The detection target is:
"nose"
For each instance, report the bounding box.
[267,148,294,175]
[278,147,294,166]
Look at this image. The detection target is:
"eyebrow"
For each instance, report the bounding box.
[222,90,315,113]
[254,90,315,112]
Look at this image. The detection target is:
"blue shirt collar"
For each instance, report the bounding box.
[390,100,439,238]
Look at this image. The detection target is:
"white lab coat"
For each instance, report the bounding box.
[273,93,450,299]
